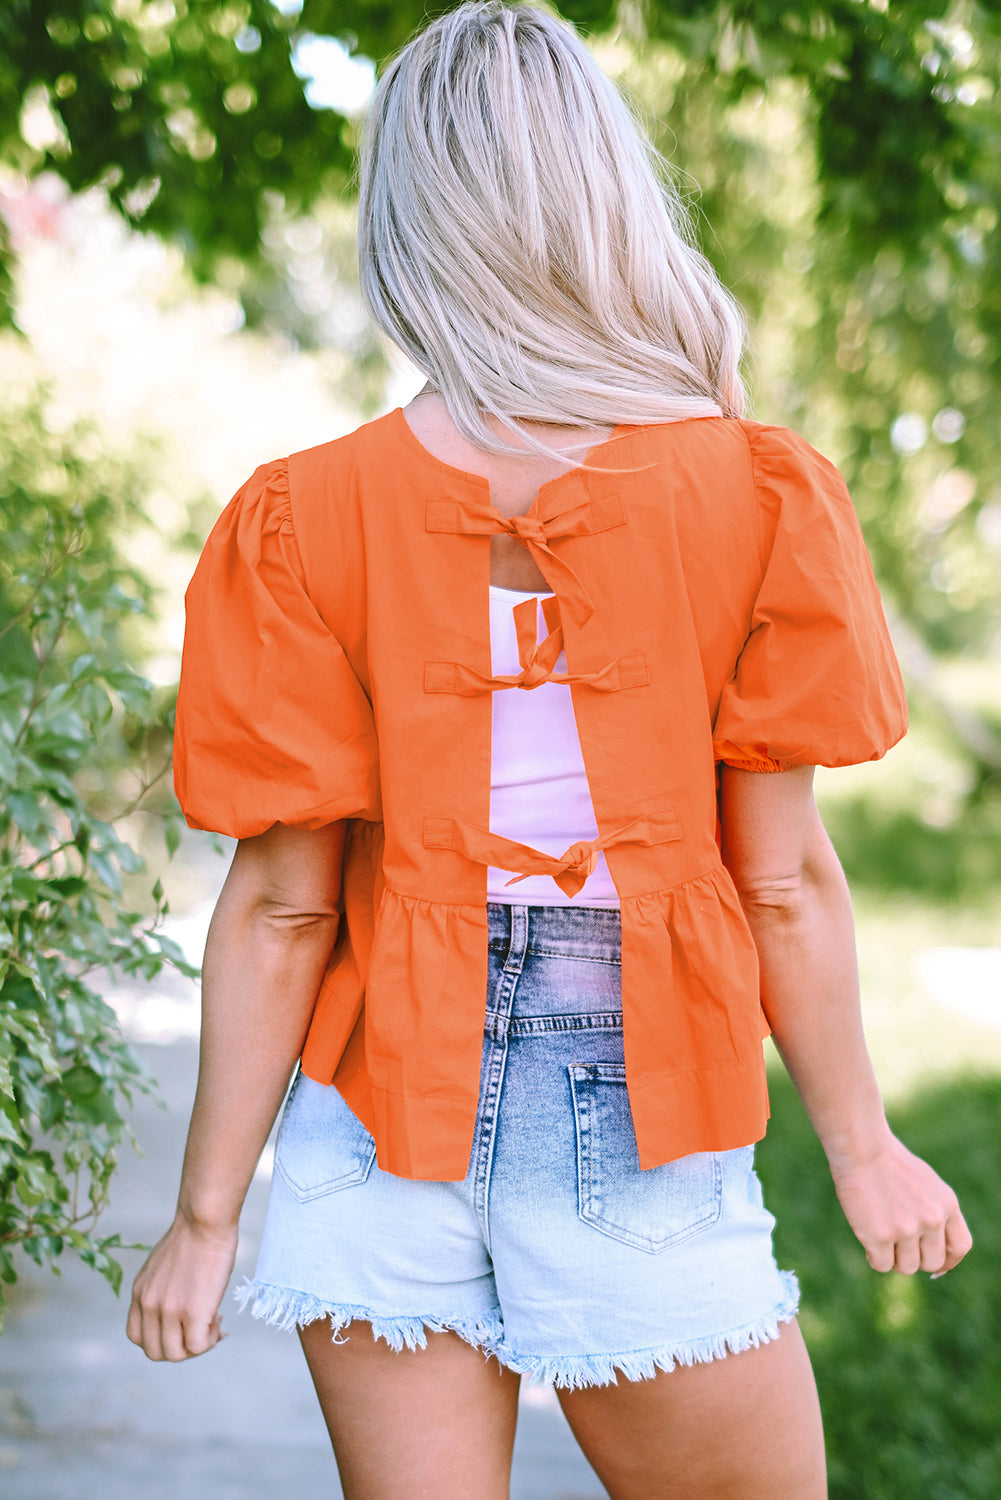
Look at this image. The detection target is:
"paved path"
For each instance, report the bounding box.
[0,967,605,1498]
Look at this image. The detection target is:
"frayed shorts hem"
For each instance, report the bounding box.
[495,1270,802,1388]
[233,1269,801,1390]
[232,1277,504,1354]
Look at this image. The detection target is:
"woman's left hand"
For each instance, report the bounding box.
[827,1132,973,1276]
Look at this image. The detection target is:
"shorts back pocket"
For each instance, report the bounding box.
[274,1071,377,1202]
[569,1062,722,1253]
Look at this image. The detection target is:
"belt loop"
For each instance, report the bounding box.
[503,904,530,973]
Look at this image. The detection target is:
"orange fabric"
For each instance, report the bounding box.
[173,409,908,1180]
[173,462,381,833]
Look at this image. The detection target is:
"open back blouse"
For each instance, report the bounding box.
[173,409,908,1180]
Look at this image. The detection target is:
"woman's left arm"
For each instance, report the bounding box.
[719,764,973,1279]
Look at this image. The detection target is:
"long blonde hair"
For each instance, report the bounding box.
[356,0,745,464]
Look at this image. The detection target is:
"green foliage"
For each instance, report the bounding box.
[1,2,993,268]
[2,3,997,316]
[758,1068,1001,1498]
[0,383,197,1329]
[1,0,353,290]
[823,793,1001,899]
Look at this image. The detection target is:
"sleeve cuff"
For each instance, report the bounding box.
[713,741,797,773]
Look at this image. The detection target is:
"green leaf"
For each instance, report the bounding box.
[88,849,121,896]
[116,843,145,875]
[44,875,89,897]
[163,817,182,859]
[0,740,18,783]
[7,790,53,841]
[69,654,98,682]
[10,867,42,900]
[0,970,45,1009]
[61,1063,102,1101]
[38,1089,65,1131]
[71,1088,124,1128]
[153,933,190,968]
[114,676,155,716]
[12,1150,61,1203]
[98,1252,123,1297]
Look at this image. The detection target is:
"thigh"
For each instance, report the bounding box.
[556,1317,826,1500]
[299,1317,521,1500]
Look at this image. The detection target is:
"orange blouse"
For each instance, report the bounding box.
[173,409,908,1180]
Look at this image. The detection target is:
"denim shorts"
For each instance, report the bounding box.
[235,902,799,1388]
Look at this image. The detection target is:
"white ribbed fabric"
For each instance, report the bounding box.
[486,584,620,907]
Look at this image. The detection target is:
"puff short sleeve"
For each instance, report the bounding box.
[173,460,380,837]
[713,424,908,772]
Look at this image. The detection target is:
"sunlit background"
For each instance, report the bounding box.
[1,3,1000,1496]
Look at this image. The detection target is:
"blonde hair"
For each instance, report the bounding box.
[356,0,746,465]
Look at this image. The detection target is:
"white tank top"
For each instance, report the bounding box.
[487,584,620,907]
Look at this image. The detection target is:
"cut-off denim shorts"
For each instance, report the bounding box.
[235,902,800,1388]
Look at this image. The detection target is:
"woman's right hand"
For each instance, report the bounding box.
[126,1213,239,1361]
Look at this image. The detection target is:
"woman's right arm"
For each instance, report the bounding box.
[719,764,972,1279]
[126,820,348,1362]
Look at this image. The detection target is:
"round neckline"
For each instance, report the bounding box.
[392,403,634,502]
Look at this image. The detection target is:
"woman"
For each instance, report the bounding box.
[127,4,972,1496]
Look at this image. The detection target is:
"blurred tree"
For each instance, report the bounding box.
[0,0,354,294]
[0,382,196,1323]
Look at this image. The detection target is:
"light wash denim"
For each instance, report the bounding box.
[235,902,799,1388]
